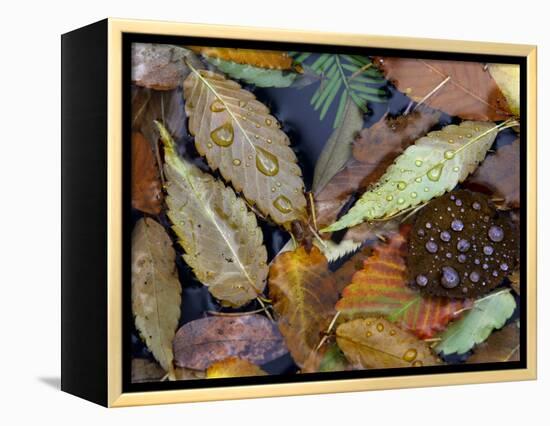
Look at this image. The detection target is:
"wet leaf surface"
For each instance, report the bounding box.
[173,315,287,370]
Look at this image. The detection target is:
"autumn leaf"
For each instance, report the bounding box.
[132,218,182,378]
[189,46,296,70]
[336,229,472,338]
[158,122,268,307]
[183,66,307,226]
[131,358,166,383]
[312,98,364,194]
[268,246,339,367]
[332,246,371,294]
[173,315,287,370]
[464,137,520,209]
[466,321,520,363]
[314,110,440,229]
[435,289,516,356]
[131,132,163,215]
[373,57,512,121]
[131,43,203,90]
[206,357,268,378]
[132,86,187,150]
[336,317,439,368]
[323,120,502,232]
[489,64,520,116]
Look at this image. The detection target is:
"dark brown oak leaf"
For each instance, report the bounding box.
[373,57,513,121]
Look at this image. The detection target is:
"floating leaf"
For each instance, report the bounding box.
[466,321,520,363]
[336,317,439,368]
[132,218,182,377]
[158,122,268,307]
[312,98,364,193]
[337,229,472,338]
[315,110,440,228]
[323,121,502,232]
[269,246,339,366]
[293,53,388,128]
[435,289,516,356]
[131,43,203,90]
[489,64,520,116]
[173,315,287,370]
[206,357,268,378]
[131,358,166,383]
[183,67,307,226]
[131,132,163,215]
[190,46,296,70]
[373,57,512,121]
[464,137,520,209]
[132,86,187,149]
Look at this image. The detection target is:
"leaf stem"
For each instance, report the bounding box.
[315,311,341,351]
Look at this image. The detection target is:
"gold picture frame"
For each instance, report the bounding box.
[61,17,537,407]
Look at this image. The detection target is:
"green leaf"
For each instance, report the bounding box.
[435,290,516,356]
[206,57,297,88]
[319,344,349,372]
[313,97,363,193]
[322,121,502,232]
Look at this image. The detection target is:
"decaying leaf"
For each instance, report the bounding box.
[269,246,339,367]
[435,289,516,356]
[337,229,471,338]
[464,137,520,209]
[509,269,520,295]
[314,111,440,229]
[131,358,166,383]
[323,121,502,232]
[173,315,287,370]
[336,317,439,368]
[466,321,520,363]
[189,47,296,70]
[373,57,512,121]
[332,247,372,294]
[131,132,163,215]
[206,357,268,378]
[131,43,203,90]
[488,64,520,116]
[312,98,364,194]
[132,218,182,378]
[183,67,307,226]
[132,86,187,149]
[343,218,401,244]
[158,122,268,307]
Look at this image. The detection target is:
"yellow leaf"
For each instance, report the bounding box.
[336,317,439,368]
[189,46,294,70]
[489,63,520,116]
[183,67,307,226]
[206,357,267,378]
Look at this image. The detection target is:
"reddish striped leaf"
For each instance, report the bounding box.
[336,227,472,338]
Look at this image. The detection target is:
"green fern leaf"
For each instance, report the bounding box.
[293,53,388,128]
[322,121,503,232]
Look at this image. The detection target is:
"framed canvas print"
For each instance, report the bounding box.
[61,18,537,407]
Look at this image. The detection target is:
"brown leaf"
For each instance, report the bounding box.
[131,43,202,90]
[268,246,339,367]
[464,138,520,209]
[131,358,166,383]
[332,246,372,294]
[206,357,268,378]
[131,132,163,215]
[466,322,520,363]
[174,367,205,381]
[509,269,520,295]
[373,57,512,121]
[343,219,401,244]
[132,87,187,150]
[336,317,439,369]
[314,111,440,229]
[173,315,287,370]
[188,46,295,70]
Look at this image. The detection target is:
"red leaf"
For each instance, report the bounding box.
[336,227,472,339]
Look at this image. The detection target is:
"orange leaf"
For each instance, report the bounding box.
[189,46,294,70]
[373,57,512,121]
[336,227,472,339]
[206,357,267,378]
[131,132,163,215]
[268,246,339,367]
